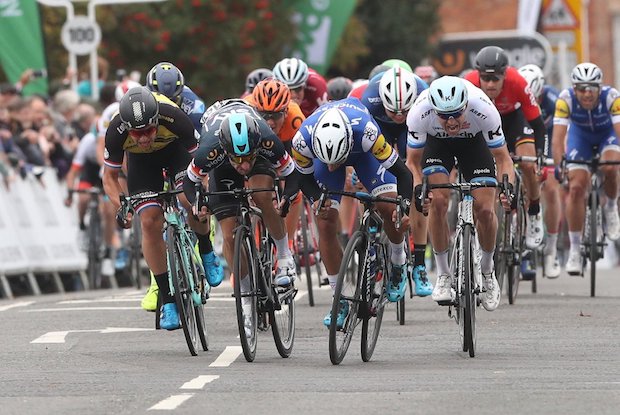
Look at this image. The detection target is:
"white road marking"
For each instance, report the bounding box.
[23,307,143,312]
[0,301,34,312]
[209,346,242,367]
[58,299,142,304]
[148,393,194,411]
[31,327,153,343]
[180,375,220,390]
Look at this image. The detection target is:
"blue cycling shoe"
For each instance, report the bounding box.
[386,263,407,302]
[412,265,433,296]
[160,303,180,330]
[323,300,349,329]
[202,251,224,287]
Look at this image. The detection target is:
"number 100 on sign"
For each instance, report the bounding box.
[61,16,102,56]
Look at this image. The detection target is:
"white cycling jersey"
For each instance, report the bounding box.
[72,131,98,167]
[406,80,506,149]
[98,102,119,137]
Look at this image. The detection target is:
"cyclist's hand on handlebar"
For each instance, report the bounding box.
[499,182,514,212]
[414,184,432,216]
[116,207,133,229]
[192,204,211,223]
[392,210,410,230]
[313,197,332,219]
[554,165,565,183]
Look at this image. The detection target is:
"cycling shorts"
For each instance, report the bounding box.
[501,110,536,154]
[566,125,620,171]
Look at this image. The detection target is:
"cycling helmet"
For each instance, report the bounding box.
[146,62,185,99]
[379,67,418,113]
[311,108,353,165]
[368,64,390,80]
[114,80,141,102]
[218,113,262,157]
[570,62,603,85]
[245,68,273,92]
[474,46,509,74]
[518,64,545,98]
[252,78,291,112]
[326,77,353,101]
[381,58,413,72]
[428,76,468,114]
[273,57,309,89]
[119,86,159,130]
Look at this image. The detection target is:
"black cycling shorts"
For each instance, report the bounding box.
[502,109,535,154]
[421,133,497,182]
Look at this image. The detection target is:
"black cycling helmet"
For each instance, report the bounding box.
[245,68,273,92]
[327,76,353,100]
[119,86,159,130]
[218,113,262,157]
[474,46,509,74]
[146,62,185,99]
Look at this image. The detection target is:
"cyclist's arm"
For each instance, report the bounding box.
[103,166,123,211]
[551,95,571,166]
[528,115,548,156]
[387,158,413,208]
[552,124,568,166]
[491,144,515,184]
[406,146,424,186]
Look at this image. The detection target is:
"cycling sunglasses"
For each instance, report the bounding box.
[259,110,286,121]
[228,152,257,165]
[387,108,410,116]
[480,73,505,82]
[574,84,600,93]
[435,108,466,120]
[128,124,157,138]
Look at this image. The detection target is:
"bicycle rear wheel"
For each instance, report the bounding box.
[494,207,510,291]
[589,194,598,297]
[329,231,364,365]
[361,242,387,362]
[167,227,199,356]
[508,197,526,304]
[87,210,103,290]
[233,226,258,362]
[460,224,476,357]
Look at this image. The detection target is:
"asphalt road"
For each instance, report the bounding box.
[1,266,619,415]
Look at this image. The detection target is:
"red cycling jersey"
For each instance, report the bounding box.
[465,66,541,121]
[300,68,328,117]
[347,80,369,100]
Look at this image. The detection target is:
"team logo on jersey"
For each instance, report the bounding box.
[262,140,274,149]
[207,149,219,160]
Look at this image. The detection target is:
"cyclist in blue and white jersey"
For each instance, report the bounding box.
[407,76,515,312]
[551,62,620,275]
[291,97,414,328]
[361,66,432,296]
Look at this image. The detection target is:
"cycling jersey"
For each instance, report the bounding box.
[407,80,506,149]
[97,102,119,137]
[347,80,369,100]
[173,86,206,132]
[300,69,328,117]
[104,92,199,169]
[243,95,305,142]
[540,85,560,136]
[187,100,295,183]
[72,130,101,188]
[465,67,541,121]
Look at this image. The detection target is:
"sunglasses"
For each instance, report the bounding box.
[387,108,410,116]
[228,153,257,164]
[435,108,466,120]
[575,84,600,93]
[480,73,504,82]
[259,110,286,121]
[128,124,157,138]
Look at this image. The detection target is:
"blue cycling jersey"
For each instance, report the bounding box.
[175,86,207,132]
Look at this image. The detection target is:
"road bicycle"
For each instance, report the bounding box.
[563,150,620,297]
[197,183,297,362]
[394,231,414,326]
[318,188,405,365]
[422,176,503,357]
[119,168,208,356]
[71,187,104,290]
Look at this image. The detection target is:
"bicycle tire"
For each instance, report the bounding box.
[167,227,199,356]
[129,219,143,290]
[397,298,405,326]
[299,201,315,307]
[329,231,364,365]
[589,193,598,297]
[461,224,476,357]
[87,209,103,290]
[494,207,510,292]
[268,235,296,358]
[191,249,208,351]
[361,242,387,362]
[508,194,525,304]
[233,226,258,362]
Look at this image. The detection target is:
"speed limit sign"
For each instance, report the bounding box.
[61,16,102,56]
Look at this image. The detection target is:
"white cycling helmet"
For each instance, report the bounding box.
[311,108,353,165]
[518,64,545,98]
[571,62,602,85]
[428,76,468,114]
[273,57,309,89]
[379,67,418,113]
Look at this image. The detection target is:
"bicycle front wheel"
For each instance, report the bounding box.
[233,226,258,362]
[460,224,476,357]
[361,242,387,362]
[87,210,103,290]
[329,231,364,365]
[167,227,199,356]
[589,195,598,297]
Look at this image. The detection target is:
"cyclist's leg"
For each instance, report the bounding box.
[541,167,562,277]
[337,166,357,245]
[599,133,620,240]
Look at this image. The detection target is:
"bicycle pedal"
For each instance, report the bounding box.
[437,299,454,306]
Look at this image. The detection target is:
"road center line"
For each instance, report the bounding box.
[148,393,195,411]
[209,346,242,367]
[180,375,220,390]
[0,301,34,312]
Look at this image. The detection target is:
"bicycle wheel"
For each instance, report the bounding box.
[507,195,525,304]
[129,219,143,290]
[589,194,598,297]
[397,298,405,326]
[87,209,103,290]
[191,249,208,351]
[460,224,476,357]
[298,201,315,307]
[329,231,364,365]
[494,207,510,291]
[167,227,199,356]
[233,226,258,362]
[361,242,388,362]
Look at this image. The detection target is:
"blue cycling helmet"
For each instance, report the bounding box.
[146,62,185,99]
[428,76,468,114]
[218,113,262,156]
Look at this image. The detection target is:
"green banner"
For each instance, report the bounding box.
[288,0,356,75]
[0,0,48,96]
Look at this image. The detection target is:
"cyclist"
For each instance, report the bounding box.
[407,76,515,311]
[291,97,414,327]
[241,67,273,98]
[465,46,547,250]
[326,77,353,101]
[518,64,562,278]
[102,86,210,330]
[273,57,328,117]
[183,99,299,288]
[361,66,432,296]
[551,62,620,275]
[243,78,305,256]
[414,65,437,85]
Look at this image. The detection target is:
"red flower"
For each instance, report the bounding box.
[192,0,201,7]
[255,0,269,10]
[214,10,227,22]
[155,43,166,52]
[133,12,147,21]
[243,20,257,32]
[160,30,171,43]
[262,11,273,20]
